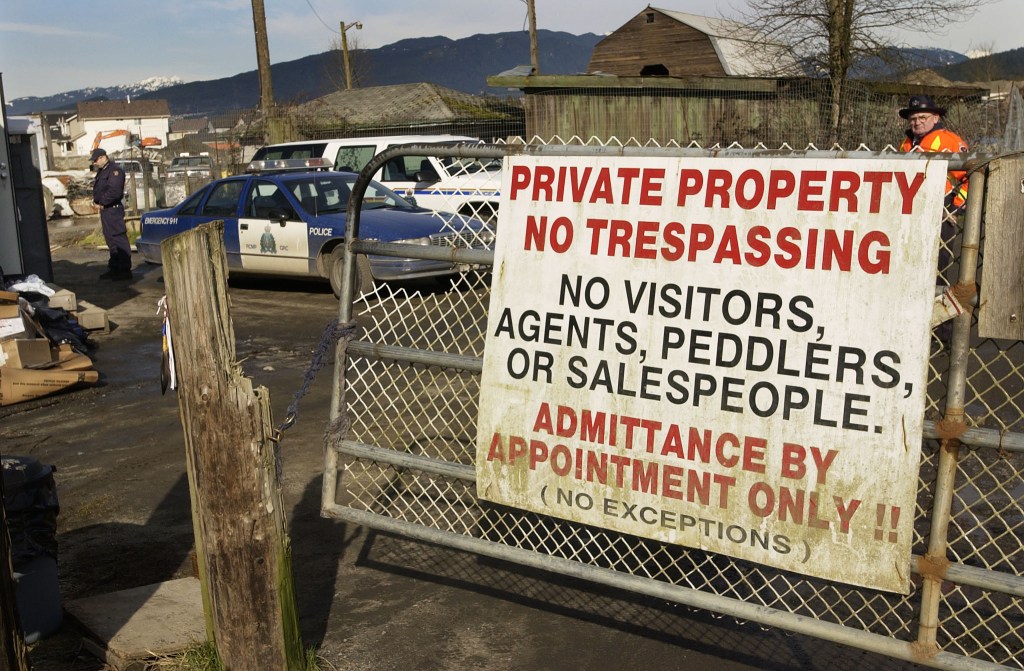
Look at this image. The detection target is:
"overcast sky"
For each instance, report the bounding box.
[1,0,1018,101]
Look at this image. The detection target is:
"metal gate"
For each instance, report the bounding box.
[322,142,1023,671]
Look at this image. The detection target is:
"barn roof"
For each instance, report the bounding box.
[650,7,799,76]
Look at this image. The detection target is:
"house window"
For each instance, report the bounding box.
[646,12,655,23]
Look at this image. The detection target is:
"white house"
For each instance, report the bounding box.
[70,99,171,156]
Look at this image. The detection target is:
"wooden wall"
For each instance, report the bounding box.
[523,86,822,147]
[588,8,727,77]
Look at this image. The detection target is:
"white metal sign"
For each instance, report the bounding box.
[477,155,946,593]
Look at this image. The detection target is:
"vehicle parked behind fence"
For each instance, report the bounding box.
[137,161,494,297]
[250,135,501,222]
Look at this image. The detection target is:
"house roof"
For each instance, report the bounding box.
[299,82,495,124]
[170,118,210,133]
[210,110,255,129]
[650,7,799,76]
[77,99,170,119]
[902,68,955,88]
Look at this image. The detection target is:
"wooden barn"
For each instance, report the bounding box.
[488,7,987,148]
[587,6,797,77]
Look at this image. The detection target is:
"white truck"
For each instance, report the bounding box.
[163,152,216,206]
[250,135,501,221]
[116,158,166,211]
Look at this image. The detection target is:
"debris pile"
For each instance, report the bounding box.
[0,280,109,406]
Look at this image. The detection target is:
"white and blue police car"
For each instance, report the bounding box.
[137,158,495,296]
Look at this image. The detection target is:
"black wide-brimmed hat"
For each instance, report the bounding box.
[899,95,946,119]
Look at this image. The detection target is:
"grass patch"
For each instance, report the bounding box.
[145,642,332,670]
[77,219,141,247]
[57,492,117,531]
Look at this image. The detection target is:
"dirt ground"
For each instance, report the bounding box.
[4,218,932,671]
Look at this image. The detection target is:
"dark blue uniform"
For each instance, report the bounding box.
[93,161,132,274]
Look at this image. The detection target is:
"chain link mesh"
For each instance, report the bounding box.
[328,135,1023,669]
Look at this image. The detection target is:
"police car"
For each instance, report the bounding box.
[136,159,495,296]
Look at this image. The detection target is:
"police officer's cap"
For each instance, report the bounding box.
[899,95,946,119]
[89,147,107,162]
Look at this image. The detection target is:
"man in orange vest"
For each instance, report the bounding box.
[898,94,969,211]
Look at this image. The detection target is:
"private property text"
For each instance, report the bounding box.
[508,164,928,272]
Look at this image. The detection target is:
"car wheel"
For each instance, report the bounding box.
[329,247,374,299]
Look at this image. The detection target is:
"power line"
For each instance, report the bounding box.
[305,0,339,33]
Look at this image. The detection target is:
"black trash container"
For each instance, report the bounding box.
[2,455,62,643]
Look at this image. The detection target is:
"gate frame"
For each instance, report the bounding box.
[324,143,1023,671]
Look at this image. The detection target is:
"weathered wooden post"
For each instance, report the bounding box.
[162,221,305,670]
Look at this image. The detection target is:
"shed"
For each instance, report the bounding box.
[283,82,521,140]
[588,6,798,77]
[169,118,211,142]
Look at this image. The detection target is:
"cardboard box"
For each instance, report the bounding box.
[0,339,54,369]
[0,290,18,304]
[54,349,94,371]
[0,304,26,341]
[45,284,77,312]
[75,301,109,334]
[0,367,99,406]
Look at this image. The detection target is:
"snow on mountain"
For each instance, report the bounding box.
[6,76,184,115]
[129,76,185,92]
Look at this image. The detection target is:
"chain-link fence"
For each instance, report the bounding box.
[319,138,1022,671]
[155,77,1023,666]
[160,77,1024,174]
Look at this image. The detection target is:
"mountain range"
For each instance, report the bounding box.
[8,76,185,116]
[6,30,601,117]
[9,30,1020,118]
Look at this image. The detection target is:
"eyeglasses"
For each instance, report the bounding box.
[908,114,935,123]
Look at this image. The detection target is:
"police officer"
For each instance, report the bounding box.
[91,147,132,280]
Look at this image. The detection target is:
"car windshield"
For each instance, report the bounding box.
[286,174,415,215]
[171,157,211,168]
[253,144,326,161]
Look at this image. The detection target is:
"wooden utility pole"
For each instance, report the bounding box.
[251,0,283,143]
[251,0,274,112]
[341,22,352,90]
[162,222,304,670]
[340,20,362,90]
[527,0,540,75]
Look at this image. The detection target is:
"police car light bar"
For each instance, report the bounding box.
[246,157,333,173]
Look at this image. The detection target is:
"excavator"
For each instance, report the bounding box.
[91,129,162,151]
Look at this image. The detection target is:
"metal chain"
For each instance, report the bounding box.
[273,319,358,443]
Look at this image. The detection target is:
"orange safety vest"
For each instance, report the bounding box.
[900,128,969,209]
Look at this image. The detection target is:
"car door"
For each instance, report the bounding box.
[186,178,245,266]
[237,179,309,275]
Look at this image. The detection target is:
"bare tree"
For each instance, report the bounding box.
[325,31,371,92]
[958,41,999,83]
[740,0,991,143]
